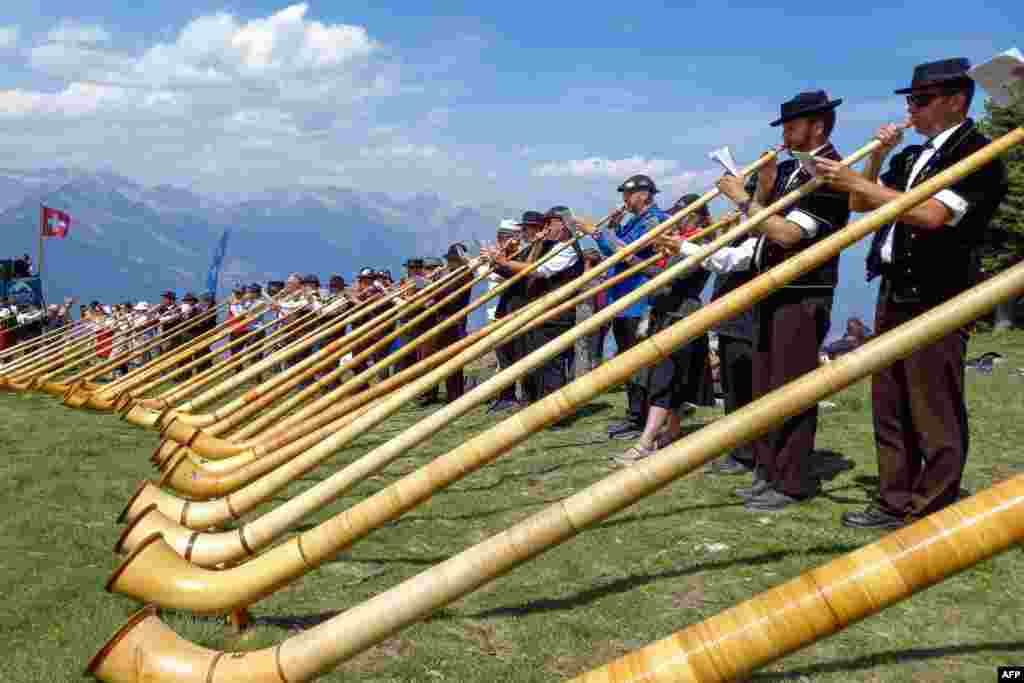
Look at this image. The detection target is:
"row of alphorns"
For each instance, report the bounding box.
[1,125,1023,682]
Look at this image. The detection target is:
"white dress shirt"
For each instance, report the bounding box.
[881,121,971,263]
[534,244,580,278]
[679,238,758,274]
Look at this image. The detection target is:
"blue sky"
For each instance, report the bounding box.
[1,2,1020,325]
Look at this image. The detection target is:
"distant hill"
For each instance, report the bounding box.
[0,167,876,340]
[0,168,508,305]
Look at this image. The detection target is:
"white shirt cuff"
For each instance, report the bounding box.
[932,189,969,227]
[786,209,820,238]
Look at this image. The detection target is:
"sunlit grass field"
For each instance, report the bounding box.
[2,330,1023,682]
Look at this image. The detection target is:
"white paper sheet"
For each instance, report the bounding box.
[968,48,1024,106]
[708,146,741,177]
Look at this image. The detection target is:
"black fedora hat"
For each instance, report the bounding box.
[770,90,843,127]
[515,210,547,227]
[894,57,972,94]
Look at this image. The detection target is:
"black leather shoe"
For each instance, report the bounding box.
[734,477,771,501]
[841,506,907,530]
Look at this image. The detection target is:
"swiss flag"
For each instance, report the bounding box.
[41,205,71,239]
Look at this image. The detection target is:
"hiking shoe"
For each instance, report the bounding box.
[611,443,655,467]
[734,477,771,501]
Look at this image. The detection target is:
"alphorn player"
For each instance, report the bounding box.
[484,211,548,409]
[588,174,665,441]
[521,207,583,405]
[484,221,524,413]
[815,58,1009,529]
[613,200,713,466]
[417,244,476,405]
[715,90,850,511]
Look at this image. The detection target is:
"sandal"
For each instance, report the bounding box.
[611,443,655,467]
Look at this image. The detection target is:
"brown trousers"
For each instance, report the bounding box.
[751,292,832,497]
[872,296,968,517]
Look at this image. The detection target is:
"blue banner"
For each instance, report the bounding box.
[205,228,231,300]
[1,275,45,308]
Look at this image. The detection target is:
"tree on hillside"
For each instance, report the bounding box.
[977,81,1024,276]
[977,81,1023,327]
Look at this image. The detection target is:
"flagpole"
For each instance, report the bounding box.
[38,204,46,307]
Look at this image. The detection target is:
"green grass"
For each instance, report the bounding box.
[2,331,1024,682]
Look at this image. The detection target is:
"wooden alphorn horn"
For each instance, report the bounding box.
[88,127,1024,682]
[109,137,879,602]
[155,259,487,437]
[58,302,237,404]
[153,240,567,464]
[144,194,744,496]
[0,317,85,368]
[129,269,453,428]
[116,216,739,565]
[0,320,95,380]
[124,283,405,419]
[144,152,768,467]
[121,153,777,512]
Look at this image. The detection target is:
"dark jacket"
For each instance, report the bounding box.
[757,142,850,290]
[866,120,1008,307]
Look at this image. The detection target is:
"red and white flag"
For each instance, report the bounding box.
[40,205,71,239]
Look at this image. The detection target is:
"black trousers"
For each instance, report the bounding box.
[494,314,530,403]
[612,316,646,423]
[524,323,574,402]
[718,334,754,463]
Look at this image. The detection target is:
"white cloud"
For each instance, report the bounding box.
[47,21,111,45]
[0,82,128,118]
[532,156,680,179]
[0,25,18,50]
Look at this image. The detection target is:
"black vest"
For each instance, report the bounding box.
[530,240,584,326]
[758,143,850,290]
[866,120,1008,307]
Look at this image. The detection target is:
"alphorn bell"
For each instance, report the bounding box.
[107,135,899,608]
[88,126,1024,683]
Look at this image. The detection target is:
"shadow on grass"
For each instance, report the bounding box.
[749,640,1024,680]
[446,543,860,621]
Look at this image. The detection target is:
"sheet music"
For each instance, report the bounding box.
[968,48,1024,106]
[708,146,741,177]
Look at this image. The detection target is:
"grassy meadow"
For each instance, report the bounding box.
[1,330,1023,682]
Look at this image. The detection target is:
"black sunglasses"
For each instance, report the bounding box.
[905,90,954,108]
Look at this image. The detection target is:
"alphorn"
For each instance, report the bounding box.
[0,320,95,379]
[144,155,767,469]
[110,137,881,602]
[126,282,407,414]
[123,153,775,510]
[124,266,460,428]
[89,126,1024,682]
[142,191,747,497]
[0,316,85,365]
[57,302,237,403]
[153,236,578,464]
[117,216,740,564]
[157,258,483,432]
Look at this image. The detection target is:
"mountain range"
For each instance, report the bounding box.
[0,167,509,305]
[0,167,877,341]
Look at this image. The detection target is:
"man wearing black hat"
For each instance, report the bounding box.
[584,175,666,440]
[484,211,547,410]
[519,208,583,403]
[815,58,1008,529]
[416,244,476,405]
[715,90,850,511]
[192,292,218,375]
